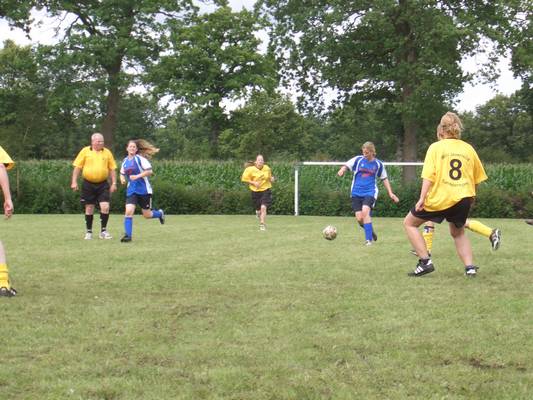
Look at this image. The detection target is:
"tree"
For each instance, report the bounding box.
[151,4,276,157]
[2,0,196,149]
[259,0,527,182]
[219,91,315,160]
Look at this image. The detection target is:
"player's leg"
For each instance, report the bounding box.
[404,212,434,276]
[121,197,136,242]
[466,219,500,250]
[449,223,477,276]
[422,221,435,254]
[259,190,272,231]
[140,195,164,224]
[97,182,112,239]
[84,204,95,239]
[360,205,374,245]
[0,241,16,297]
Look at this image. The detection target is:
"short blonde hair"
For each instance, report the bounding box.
[362,141,376,155]
[438,112,462,139]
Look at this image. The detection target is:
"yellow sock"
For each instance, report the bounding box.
[422,225,435,253]
[0,263,10,288]
[467,220,492,238]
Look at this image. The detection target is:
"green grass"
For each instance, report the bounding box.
[2,215,533,399]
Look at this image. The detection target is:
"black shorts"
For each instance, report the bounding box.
[351,196,376,212]
[126,194,152,210]
[81,180,110,205]
[251,189,272,210]
[410,197,473,228]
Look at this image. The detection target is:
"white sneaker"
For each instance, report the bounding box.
[259,223,266,231]
[99,230,112,239]
[84,232,93,240]
[364,240,372,246]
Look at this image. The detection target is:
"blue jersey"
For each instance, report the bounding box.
[120,155,153,196]
[344,156,388,198]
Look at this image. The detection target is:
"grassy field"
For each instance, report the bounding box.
[1,214,532,399]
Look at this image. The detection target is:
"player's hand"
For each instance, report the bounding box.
[71,182,78,191]
[110,183,117,193]
[130,174,139,181]
[337,169,345,177]
[390,193,399,203]
[4,199,13,219]
[415,199,425,212]
[252,180,261,188]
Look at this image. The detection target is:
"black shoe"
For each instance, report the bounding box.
[0,286,17,297]
[372,230,378,241]
[465,265,479,277]
[120,235,132,242]
[408,259,435,277]
[158,209,165,225]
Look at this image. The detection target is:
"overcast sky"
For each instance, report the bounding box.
[0,1,522,113]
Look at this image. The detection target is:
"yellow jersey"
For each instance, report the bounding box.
[0,146,14,170]
[421,138,487,211]
[72,146,117,183]
[241,164,273,192]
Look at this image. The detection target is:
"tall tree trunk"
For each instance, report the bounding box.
[100,64,122,150]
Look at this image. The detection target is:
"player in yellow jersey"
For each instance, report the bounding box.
[0,146,17,296]
[404,112,488,277]
[71,133,117,240]
[241,154,275,231]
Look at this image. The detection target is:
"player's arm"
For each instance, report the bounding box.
[382,178,399,203]
[131,169,152,181]
[71,167,82,191]
[109,169,117,192]
[415,178,433,211]
[337,165,348,177]
[0,164,13,219]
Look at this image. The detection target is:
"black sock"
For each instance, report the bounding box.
[85,214,93,232]
[100,213,109,231]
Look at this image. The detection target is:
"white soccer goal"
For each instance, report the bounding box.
[293,161,423,216]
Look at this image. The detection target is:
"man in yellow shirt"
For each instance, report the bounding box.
[241,154,275,231]
[404,112,487,277]
[71,133,117,240]
[0,146,16,296]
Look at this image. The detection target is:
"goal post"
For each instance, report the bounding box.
[293,161,423,216]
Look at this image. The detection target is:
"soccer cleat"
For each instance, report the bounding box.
[259,223,266,231]
[0,286,17,297]
[465,265,479,277]
[99,230,112,240]
[408,259,435,277]
[158,209,165,225]
[364,240,372,246]
[120,235,132,242]
[84,231,93,240]
[372,230,378,241]
[489,229,501,251]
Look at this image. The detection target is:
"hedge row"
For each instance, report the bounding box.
[9,160,533,218]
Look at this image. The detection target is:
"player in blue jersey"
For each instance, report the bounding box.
[337,142,399,245]
[119,139,165,242]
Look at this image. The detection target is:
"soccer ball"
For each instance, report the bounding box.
[322,225,337,240]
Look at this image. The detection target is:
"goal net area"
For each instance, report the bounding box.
[293,161,423,216]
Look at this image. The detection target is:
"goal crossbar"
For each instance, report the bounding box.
[293,161,423,216]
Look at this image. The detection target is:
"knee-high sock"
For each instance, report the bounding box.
[422,225,435,253]
[100,213,109,231]
[0,263,11,288]
[363,223,373,241]
[151,209,162,219]
[85,214,94,232]
[125,216,133,237]
[466,219,492,238]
